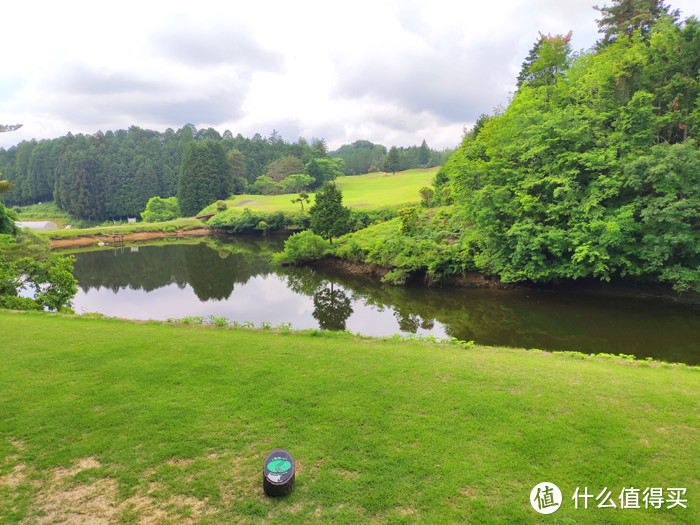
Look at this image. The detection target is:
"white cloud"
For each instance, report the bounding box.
[1,0,697,150]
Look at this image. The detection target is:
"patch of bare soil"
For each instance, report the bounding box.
[24,457,211,524]
[0,463,28,488]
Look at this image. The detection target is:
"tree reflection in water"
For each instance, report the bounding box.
[312,282,353,331]
[69,238,700,365]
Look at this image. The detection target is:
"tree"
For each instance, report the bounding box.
[305,158,342,189]
[418,140,430,166]
[595,0,678,43]
[516,32,572,90]
[0,236,77,313]
[291,191,310,211]
[309,183,350,245]
[383,146,400,174]
[265,155,305,182]
[311,138,328,158]
[281,174,313,194]
[177,141,233,217]
[227,149,247,193]
[250,175,280,195]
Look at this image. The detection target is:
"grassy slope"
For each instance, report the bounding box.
[14,202,72,229]
[0,311,697,524]
[204,168,438,213]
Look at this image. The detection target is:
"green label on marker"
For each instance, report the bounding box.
[267,459,291,473]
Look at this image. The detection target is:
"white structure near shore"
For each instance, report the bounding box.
[15,221,58,231]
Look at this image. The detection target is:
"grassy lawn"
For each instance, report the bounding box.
[205,168,439,213]
[0,311,697,524]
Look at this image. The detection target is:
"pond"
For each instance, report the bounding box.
[67,236,700,365]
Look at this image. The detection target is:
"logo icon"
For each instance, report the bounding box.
[530,482,562,514]
[266,459,291,474]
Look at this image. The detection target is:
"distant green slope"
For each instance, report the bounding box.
[202,168,438,213]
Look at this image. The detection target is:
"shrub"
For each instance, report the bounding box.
[141,196,179,223]
[397,206,420,235]
[0,295,43,311]
[274,230,329,265]
[216,200,228,212]
[208,209,309,233]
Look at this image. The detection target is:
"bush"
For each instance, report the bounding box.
[274,230,329,265]
[141,196,179,223]
[208,208,309,233]
[0,203,18,236]
[216,200,228,212]
[348,208,398,231]
[0,295,43,311]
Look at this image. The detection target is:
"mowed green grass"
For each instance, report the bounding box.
[1,311,698,524]
[214,168,438,213]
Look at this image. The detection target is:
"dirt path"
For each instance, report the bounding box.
[50,229,210,248]
[233,199,259,207]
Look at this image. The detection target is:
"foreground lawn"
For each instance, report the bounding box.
[207,168,439,213]
[0,311,698,524]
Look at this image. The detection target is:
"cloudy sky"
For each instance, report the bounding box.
[1,0,697,151]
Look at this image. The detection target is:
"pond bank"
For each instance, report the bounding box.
[312,255,700,304]
[50,228,210,248]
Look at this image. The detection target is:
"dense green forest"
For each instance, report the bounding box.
[332,139,451,175]
[0,125,448,221]
[433,3,699,292]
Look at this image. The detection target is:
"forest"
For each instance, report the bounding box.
[0,126,449,222]
[431,2,699,292]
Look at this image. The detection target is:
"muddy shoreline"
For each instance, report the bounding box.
[50,228,210,248]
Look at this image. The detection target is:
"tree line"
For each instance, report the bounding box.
[0,124,450,221]
[434,0,700,292]
[333,139,452,175]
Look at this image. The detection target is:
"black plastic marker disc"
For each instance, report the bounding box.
[263,449,295,497]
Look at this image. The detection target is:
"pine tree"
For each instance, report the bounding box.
[309,183,350,245]
[383,146,400,175]
[418,140,430,166]
[595,0,678,43]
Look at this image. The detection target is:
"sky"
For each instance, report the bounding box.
[1,0,697,151]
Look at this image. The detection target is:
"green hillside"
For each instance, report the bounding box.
[202,168,438,213]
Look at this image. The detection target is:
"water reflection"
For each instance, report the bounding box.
[72,237,279,301]
[312,284,353,331]
[68,237,700,365]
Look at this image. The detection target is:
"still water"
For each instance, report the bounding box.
[69,236,700,365]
